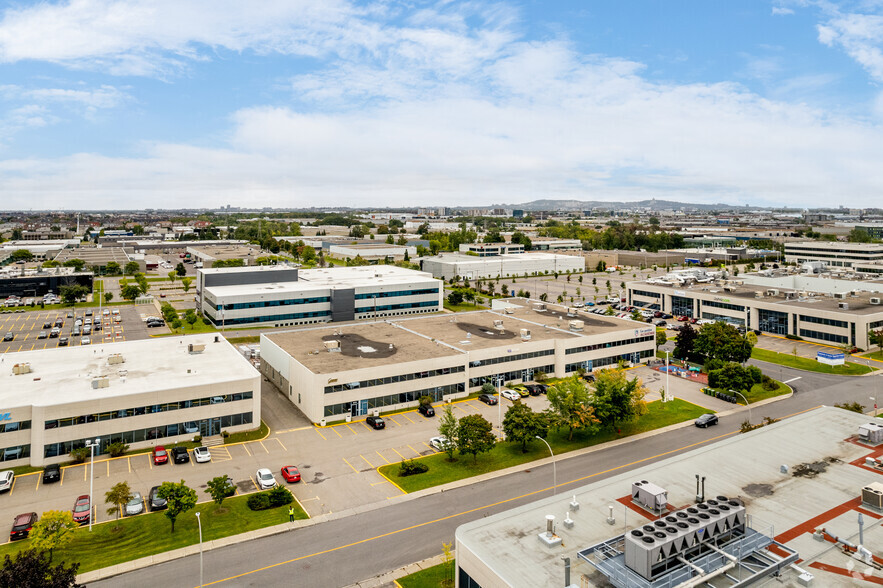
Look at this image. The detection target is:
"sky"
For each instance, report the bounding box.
[2,1,883,210]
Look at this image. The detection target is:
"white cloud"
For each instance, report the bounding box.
[772,7,795,16]
[814,8,883,82]
[1,84,128,110]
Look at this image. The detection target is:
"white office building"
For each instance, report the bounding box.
[421,252,585,281]
[784,241,883,268]
[198,265,443,328]
[0,335,260,467]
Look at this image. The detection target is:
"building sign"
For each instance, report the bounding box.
[713,297,731,303]
[674,290,686,297]
[634,327,655,338]
[0,414,10,422]
[817,351,845,366]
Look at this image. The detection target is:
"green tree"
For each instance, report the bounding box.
[848,228,872,243]
[104,292,113,304]
[105,481,133,522]
[59,284,89,306]
[447,291,464,305]
[869,329,883,355]
[0,549,81,588]
[694,322,753,363]
[674,323,698,360]
[437,404,459,462]
[167,270,177,283]
[156,480,198,532]
[455,414,496,463]
[502,402,549,452]
[175,262,187,276]
[105,261,122,275]
[546,376,595,440]
[62,259,86,272]
[134,273,149,295]
[124,261,140,275]
[590,369,648,431]
[630,308,642,321]
[29,511,78,562]
[10,249,33,262]
[656,329,667,347]
[205,475,236,508]
[184,309,198,329]
[181,277,193,292]
[120,284,141,301]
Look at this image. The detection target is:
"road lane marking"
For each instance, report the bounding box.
[783,377,802,384]
[342,458,359,474]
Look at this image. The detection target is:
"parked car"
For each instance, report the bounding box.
[0,471,13,492]
[417,404,435,417]
[695,414,719,428]
[125,492,144,516]
[9,512,37,540]
[42,321,52,329]
[81,337,91,345]
[511,385,530,398]
[85,309,93,316]
[500,389,521,401]
[54,318,63,327]
[152,446,169,465]
[366,415,385,429]
[255,468,277,490]
[148,486,167,512]
[429,436,452,451]
[42,464,61,484]
[58,337,69,346]
[280,466,301,483]
[37,331,48,339]
[193,446,211,463]
[72,495,91,524]
[49,328,60,338]
[478,393,498,405]
[524,384,543,396]
[171,446,190,464]
[3,332,12,342]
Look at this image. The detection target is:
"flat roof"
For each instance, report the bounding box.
[456,407,883,588]
[786,241,883,251]
[0,335,258,408]
[427,252,580,263]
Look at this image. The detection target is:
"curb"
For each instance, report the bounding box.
[341,554,448,588]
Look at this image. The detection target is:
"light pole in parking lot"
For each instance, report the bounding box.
[86,438,100,531]
[731,391,751,425]
[535,436,556,496]
[195,511,204,587]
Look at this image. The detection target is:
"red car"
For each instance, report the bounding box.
[152,446,168,465]
[72,495,91,524]
[10,512,37,540]
[280,466,301,483]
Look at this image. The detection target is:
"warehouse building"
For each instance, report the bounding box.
[328,243,416,262]
[628,271,883,349]
[458,243,525,256]
[421,252,585,280]
[785,241,883,268]
[54,246,144,274]
[260,302,655,423]
[198,265,443,328]
[0,267,93,299]
[456,406,880,588]
[0,335,260,467]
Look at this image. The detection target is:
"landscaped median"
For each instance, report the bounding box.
[751,347,876,375]
[701,378,791,405]
[379,398,708,494]
[0,493,307,574]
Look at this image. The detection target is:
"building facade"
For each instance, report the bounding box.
[784,241,883,268]
[422,252,585,280]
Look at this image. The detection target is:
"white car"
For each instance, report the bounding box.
[255,468,277,490]
[500,389,521,401]
[125,492,144,516]
[112,309,120,316]
[102,309,110,316]
[429,436,452,451]
[0,470,13,492]
[193,446,211,463]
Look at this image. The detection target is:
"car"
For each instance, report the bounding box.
[582,373,596,383]
[93,322,102,331]
[114,316,122,323]
[148,486,167,512]
[81,337,91,345]
[72,327,81,336]
[280,465,301,483]
[654,320,667,327]
[511,385,530,398]
[58,337,69,346]
[478,393,498,405]
[112,309,120,315]
[74,319,82,327]
[66,311,74,318]
[83,325,92,335]
[695,414,719,428]
[524,384,543,396]
[366,415,385,429]
[171,446,190,464]
[85,309,93,316]
[586,302,595,306]
[3,332,12,342]
[152,446,169,465]
[429,436,452,451]
[183,421,199,434]
[103,308,110,316]
[417,404,435,417]
[9,512,38,540]
[84,318,92,325]
[49,328,60,338]
[500,389,521,401]
[0,471,12,492]
[255,468,277,490]
[72,495,91,524]
[125,492,144,516]
[193,446,211,463]
[54,318,63,327]
[42,464,61,484]
[42,321,52,329]
[678,315,689,322]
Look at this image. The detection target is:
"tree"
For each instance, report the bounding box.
[455,414,496,463]
[590,368,648,431]
[205,475,236,508]
[104,292,113,304]
[62,259,86,272]
[694,322,753,363]
[848,228,872,243]
[134,273,149,295]
[674,323,697,360]
[120,284,141,301]
[0,549,82,588]
[29,511,78,562]
[10,249,33,262]
[105,481,133,522]
[708,362,755,392]
[656,329,667,348]
[546,376,596,440]
[167,270,177,283]
[175,262,187,276]
[59,284,89,306]
[156,480,198,532]
[124,261,140,275]
[630,308,642,321]
[437,404,459,462]
[105,261,122,275]
[184,309,198,329]
[869,329,883,355]
[181,277,193,292]
[502,402,548,452]
[447,291,463,305]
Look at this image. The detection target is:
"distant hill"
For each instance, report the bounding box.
[489,199,759,212]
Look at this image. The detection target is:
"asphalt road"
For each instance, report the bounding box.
[91,364,882,588]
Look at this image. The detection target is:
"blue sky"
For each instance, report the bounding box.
[2,0,883,210]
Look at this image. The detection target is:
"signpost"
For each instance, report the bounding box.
[816,351,845,366]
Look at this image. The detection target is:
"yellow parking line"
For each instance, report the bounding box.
[35,474,40,492]
[331,426,343,438]
[401,413,416,424]
[127,457,131,473]
[60,468,65,486]
[345,424,358,435]
[386,415,401,427]
[407,444,423,457]
[243,444,252,456]
[9,477,15,495]
[390,447,406,460]
[272,437,287,451]
[84,465,87,480]
[371,480,388,486]
[360,454,374,469]
[361,421,372,431]
[259,440,268,453]
[106,461,109,477]
[375,450,390,464]
[342,457,359,474]
[315,428,327,441]
[422,441,436,452]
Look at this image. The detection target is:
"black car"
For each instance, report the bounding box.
[58,337,69,346]
[171,446,190,464]
[85,309,93,316]
[524,384,543,396]
[695,414,719,428]
[54,319,63,328]
[10,512,37,541]
[478,393,498,405]
[148,486,167,512]
[418,404,435,417]
[42,321,52,329]
[366,415,385,429]
[2,332,12,342]
[42,464,61,484]
[582,373,596,383]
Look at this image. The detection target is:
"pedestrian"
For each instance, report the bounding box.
[288,505,294,522]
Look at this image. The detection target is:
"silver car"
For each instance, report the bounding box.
[255,468,277,490]
[125,492,144,516]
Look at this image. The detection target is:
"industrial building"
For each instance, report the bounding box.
[458,243,525,256]
[421,252,585,280]
[627,270,883,349]
[198,265,443,328]
[785,241,883,268]
[456,406,883,588]
[0,267,93,299]
[327,243,416,261]
[0,335,260,467]
[260,302,655,423]
[529,238,583,252]
[186,244,265,268]
[53,246,145,274]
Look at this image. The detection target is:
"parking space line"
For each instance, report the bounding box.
[35,474,40,492]
[8,477,14,495]
[390,447,406,460]
[242,444,252,457]
[401,413,416,424]
[314,428,327,441]
[342,457,359,474]
[127,457,131,473]
[345,424,358,435]
[453,404,470,415]
[375,450,390,464]
[60,468,65,486]
[360,454,374,469]
[84,465,87,480]
[386,415,401,427]
[422,442,436,453]
[407,444,423,457]
[331,426,343,438]
[106,461,109,477]
[371,480,388,486]
[258,440,269,453]
[271,437,287,451]
[361,421,372,431]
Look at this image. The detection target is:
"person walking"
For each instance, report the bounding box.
[288,505,295,522]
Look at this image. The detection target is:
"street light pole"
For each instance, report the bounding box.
[86,438,100,531]
[195,511,204,587]
[536,436,556,495]
[664,350,670,403]
[733,391,751,424]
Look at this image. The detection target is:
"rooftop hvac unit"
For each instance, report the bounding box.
[91,378,110,389]
[493,319,504,330]
[533,303,546,311]
[324,340,340,352]
[838,302,849,310]
[784,291,796,300]
[871,297,881,305]
[107,353,125,365]
[859,422,883,444]
[188,343,206,354]
[12,363,31,375]
[567,307,577,317]
[520,328,531,341]
[862,482,883,510]
[834,292,847,299]
[632,481,667,513]
[504,307,515,314]
[569,320,584,331]
[766,289,779,296]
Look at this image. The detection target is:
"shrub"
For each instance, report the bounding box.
[398,458,429,477]
[267,486,294,507]
[746,365,763,384]
[70,447,89,463]
[202,317,211,325]
[106,441,129,457]
[785,334,803,341]
[247,493,271,511]
[703,358,724,373]
[193,435,202,443]
[762,379,779,391]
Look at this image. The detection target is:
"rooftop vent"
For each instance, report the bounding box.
[324,340,341,352]
[766,289,779,296]
[862,482,883,510]
[504,307,515,314]
[871,297,881,305]
[520,328,532,341]
[838,301,849,310]
[91,377,110,389]
[107,353,125,365]
[12,363,31,375]
[834,292,847,299]
[493,319,504,330]
[188,343,206,354]
[569,320,584,332]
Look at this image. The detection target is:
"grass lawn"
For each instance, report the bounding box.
[224,420,269,443]
[863,350,883,361]
[381,399,708,493]
[225,335,261,344]
[158,320,219,336]
[705,379,790,404]
[443,301,489,312]
[398,562,455,588]
[751,348,876,375]
[0,495,307,574]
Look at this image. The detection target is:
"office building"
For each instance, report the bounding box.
[459,243,525,256]
[0,267,93,299]
[421,252,585,281]
[784,241,883,268]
